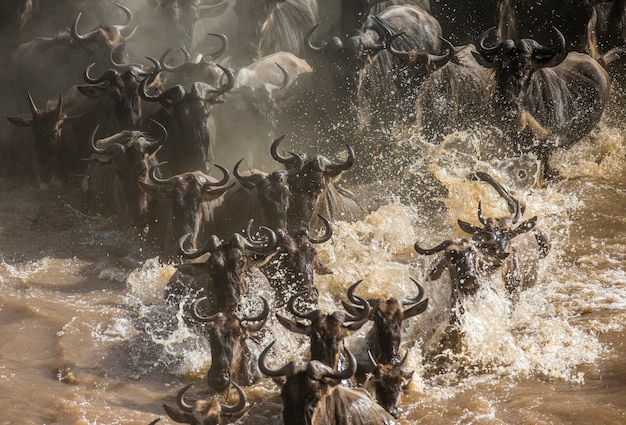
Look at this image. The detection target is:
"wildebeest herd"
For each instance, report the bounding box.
[0,0,624,424]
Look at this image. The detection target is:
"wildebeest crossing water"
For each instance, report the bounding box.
[1,117,625,423]
[0,1,626,424]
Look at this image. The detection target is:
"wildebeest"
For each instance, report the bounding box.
[140,161,234,254]
[205,151,298,239]
[457,171,550,299]
[473,27,611,176]
[229,0,318,66]
[171,226,277,315]
[366,350,413,418]
[4,92,79,188]
[192,296,270,391]
[262,214,333,304]
[129,0,229,59]
[162,381,247,425]
[270,136,365,231]
[84,124,164,226]
[258,342,396,425]
[276,281,371,368]
[212,51,313,170]
[342,278,428,366]
[11,3,137,110]
[395,42,494,140]
[139,57,235,174]
[58,60,163,174]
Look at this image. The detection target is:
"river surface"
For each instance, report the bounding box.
[1,83,626,425]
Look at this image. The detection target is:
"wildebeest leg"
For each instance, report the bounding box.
[533,228,551,258]
[504,249,522,303]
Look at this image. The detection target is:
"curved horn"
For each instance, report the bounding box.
[220,381,247,414]
[308,215,332,244]
[205,33,228,60]
[246,225,277,252]
[207,64,235,97]
[233,158,261,189]
[305,24,329,53]
[204,164,230,187]
[149,162,182,185]
[275,62,290,89]
[471,172,519,214]
[324,144,354,176]
[286,291,318,321]
[414,239,453,255]
[112,2,134,32]
[368,349,379,369]
[402,278,426,306]
[429,37,455,68]
[159,47,186,73]
[148,119,168,144]
[90,125,125,155]
[83,63,118,84]
[533,26,566,56]
[175,383,195,412]
[393,350,410,371]
[270,135,292,163]
[239,296,270,324]
[343,280,371,327]
[315,348,357,380]
[258,342,297,378]
[191,298,222,322]
[178,233,221,258]
[26,91,38,116]
[71,13,92,42]
[475,27,500,60]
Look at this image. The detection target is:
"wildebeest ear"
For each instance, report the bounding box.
[61,114,82,126]
[162,404,193,423]
[139,181,174,200]
[76,85,108,98]
[457,219,481,235]
[7,116,34,127]
[471,50,496,69]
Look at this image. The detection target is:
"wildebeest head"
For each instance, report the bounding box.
[473,26,568,110]
[367,349,413,418]
[158,34,229,87]
[233,157,296,232]
[305,14,401,81]
[7,92,79,187]
[178,226,277,313]
[192,297,269,391]
[270,215,333,303]
[271,136,355,231]
[140,161,234,250]
[259,341,359,425]
[85,124,164,225]
[139,57,235,173]
[388,35,456,82]
[414,236,496,297]
[162,381,247,425]
[342,278,428,365]
[276,280,371,368]
[77,60,161,130]
[69,3,137,65]
[457,171,545,267]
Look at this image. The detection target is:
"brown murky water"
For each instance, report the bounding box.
[1,92,626,424]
